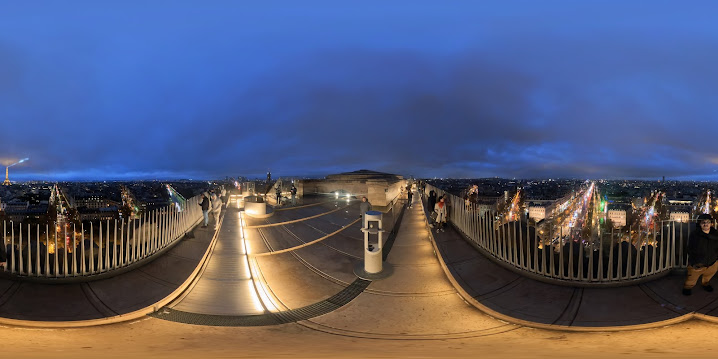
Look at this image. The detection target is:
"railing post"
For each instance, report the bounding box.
[105,219,110,270]
[113,219,118,269]
[609,230,616,281]
[35,224,40,276]
[588,235,596,282]
[45,224,50,278]
[555,227,562,279]
[62,223,68,276]
[598,231,604,281]
[141,211,147,258]
[533,221,539,273]
[89,222,95,274]
[578,234,584,281]
[512,220,519,267]
[18,223,24,275]
[72,223,78,276]
[132,217,138,262]
[81,223,86,275]
[53,222,59,277]
[677,221,683,268]
[119,218,125,267]
[98,221,104,272]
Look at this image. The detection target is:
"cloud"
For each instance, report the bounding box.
[3,3,718,180]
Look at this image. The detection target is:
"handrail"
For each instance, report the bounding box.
[1,194,204,282]
[425,183,693,286]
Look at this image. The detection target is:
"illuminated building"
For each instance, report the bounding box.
[2,166,10,185]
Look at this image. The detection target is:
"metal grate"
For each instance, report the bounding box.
[150,278,371,326]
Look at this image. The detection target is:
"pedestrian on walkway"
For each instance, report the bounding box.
[359,196,372,220]
[407,186,413,208]
[211,193,222,229]
[434,197,447,232]
[428,190,436,215]
[683,213,718,295]
[220,185,228,205]
[199,192,210,228]
[276,186,282,206]
[290,185,297,205]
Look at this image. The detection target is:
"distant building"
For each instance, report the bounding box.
[3,204,50,222]
[78,206,120,222]
[298,169,404,208]
[670,212,689,222]
[74,193,120,209]
[528,206,546,221]
[4,199,29,212]
[608,209,627,228]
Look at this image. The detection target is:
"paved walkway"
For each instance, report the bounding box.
[296,194,515,339]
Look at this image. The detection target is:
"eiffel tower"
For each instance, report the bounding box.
[2,166,11,185]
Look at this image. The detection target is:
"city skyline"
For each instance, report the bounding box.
[3,1,718,181]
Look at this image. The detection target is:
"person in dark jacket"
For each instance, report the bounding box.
[683,213,718,295]
[359,196,372,218]
[407,184,413,208]
[199,193,210,228]
[0,243,6,270]
[428,190,436,216]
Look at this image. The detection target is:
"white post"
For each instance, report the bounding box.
[89,222,95,274]
[45,224,50,277]
[72,223,77,276]
[113,219,118,269]
[362,211,384,274]
[81,223,86,275]
[35,224,40,276]
[98,221,104,272]
[18,223,23,275]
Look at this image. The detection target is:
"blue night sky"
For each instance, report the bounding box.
[2,1,718,181]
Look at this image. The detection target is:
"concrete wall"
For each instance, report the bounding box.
[297,178,405,208]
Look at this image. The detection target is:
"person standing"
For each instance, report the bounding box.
[290,185,297,205]
[359,196,372,221]
[275,186,282,206]
[407,186,413,208]
[199,193,210,228]
[683,213,718,295]
[428,190,436,216]
[434,198,447,232]
[211,193,222,230]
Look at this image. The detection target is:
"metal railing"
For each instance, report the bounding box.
[425,184,697,286]
[1,195,203,280]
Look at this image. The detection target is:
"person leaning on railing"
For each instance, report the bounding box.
[683,213,718,296]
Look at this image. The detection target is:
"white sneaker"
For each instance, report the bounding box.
[441,228,445,232]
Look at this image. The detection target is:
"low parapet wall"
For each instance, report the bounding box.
[297,179,404,207]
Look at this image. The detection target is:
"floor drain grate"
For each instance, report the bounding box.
[150,278,371,326]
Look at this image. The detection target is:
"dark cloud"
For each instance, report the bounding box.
[2,2,718,180]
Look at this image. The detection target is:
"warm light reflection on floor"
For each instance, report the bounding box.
[238,211,264,312]
[239,211,279,312]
